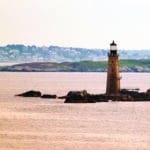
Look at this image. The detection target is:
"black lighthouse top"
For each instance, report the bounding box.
[110,40,117,55]
[110,40,117,46]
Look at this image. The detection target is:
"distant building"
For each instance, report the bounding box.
[106,41,121,96]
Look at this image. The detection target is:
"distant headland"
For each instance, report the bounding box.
[0,44,149,72]
[0,60,149,72]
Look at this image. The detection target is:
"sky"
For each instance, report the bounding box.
[0,0,150,49]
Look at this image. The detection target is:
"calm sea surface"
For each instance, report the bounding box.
[0,72,149,97]
[0,72,150,150]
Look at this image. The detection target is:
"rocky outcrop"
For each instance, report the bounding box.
[65,90,96,103]
[16,91,57,99]
[58,96,67,99]
[41,94,57,99]
[120,89,150,101]
[16,89,150,102]
[64,89,150,103]
[87,94,109,102]
[147,89,150,94]
[64,90,114,103]
[16,90,41,97]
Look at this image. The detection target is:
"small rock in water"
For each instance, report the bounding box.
[58,96,67,99]
[41,94,57,99]
[16,90,41,97]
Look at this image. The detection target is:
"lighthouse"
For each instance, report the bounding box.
[106,41,120,96]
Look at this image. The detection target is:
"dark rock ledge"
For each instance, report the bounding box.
[16,90,57,99]
[41,94,57,99]
[64,89,150,103]
[16,90,42,97]
[16,88,150,103]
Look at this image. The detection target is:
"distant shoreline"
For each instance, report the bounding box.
[0,60,149,72]
[0,62,19,66]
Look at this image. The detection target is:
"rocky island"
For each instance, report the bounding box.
[16,42,150,103]
[16,88,150,103]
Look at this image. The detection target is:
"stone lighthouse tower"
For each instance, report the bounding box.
[106,41,120,96]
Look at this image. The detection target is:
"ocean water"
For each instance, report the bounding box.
[0,72,150,150]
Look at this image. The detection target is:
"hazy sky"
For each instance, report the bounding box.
[0,0,150,49]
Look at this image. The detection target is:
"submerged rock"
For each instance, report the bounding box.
[16,90,41,97]
[41,94,57,99]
